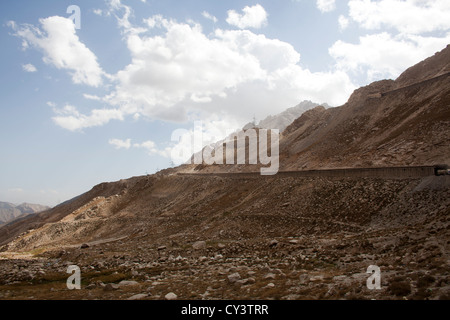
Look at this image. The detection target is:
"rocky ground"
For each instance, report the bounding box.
[0,174,448,300]
[0,226,448,300]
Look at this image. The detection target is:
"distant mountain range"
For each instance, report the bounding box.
[0,202,50,226]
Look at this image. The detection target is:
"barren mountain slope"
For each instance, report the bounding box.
[182,45,450,174]
[0,173,448,300]
[280,46,450,170]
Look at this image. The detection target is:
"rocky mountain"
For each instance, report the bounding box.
[186,44,450,173]
[0,45,448,300]
[0,202,50,226]
[188,100,324,168]
[243,100,328,132]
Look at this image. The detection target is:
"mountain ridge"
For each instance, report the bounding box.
[0,201,50,226]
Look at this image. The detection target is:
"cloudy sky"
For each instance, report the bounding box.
[1,0,449,206]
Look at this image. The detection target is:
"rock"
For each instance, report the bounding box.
[236,278,256,286]
[299,274,310,285]
[103,283,119,291]
[227,273,241,283]
[80,244,89,249]
[85,283,97,290]
[247,277,256,284]
[309,275,324,282]
[118,280,139,287]
[264,273,276,280]
[131,270,139,277]
[157,246,167,251]
[269,240,278,247]
[193,241,207,250]
[265,283,275,288]
[165,292,177,300]
[128,293,148,300]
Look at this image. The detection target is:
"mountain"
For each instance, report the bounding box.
[243,100,329,132]
[189,45,450,173]
[0,45,448,300]
[0,202,50,226]
[187,100,324,169]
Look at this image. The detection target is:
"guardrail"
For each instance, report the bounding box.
[178,166,443,179]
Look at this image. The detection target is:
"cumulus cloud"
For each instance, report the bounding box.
[11,16,104,87]
[22,63,37,72]
[226,4,268,29]
[348,0,450,34]
[93,9,103,16]
[202,11,218,23]
[52,105,124,131]
[133,140,171,157]
[99,15,355,129]
[27,3,357,136]
[109,138,131,149]
[338,15,349,31]
[316,0,336,13]
[329,32,450,81]
[108,138,171,157]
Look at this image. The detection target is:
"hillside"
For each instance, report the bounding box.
[0,45,448,300]
[243,100,328,132]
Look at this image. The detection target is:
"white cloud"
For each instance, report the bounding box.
[348,0,450,34]
[226,4,268,29]
[8,188,24,193]
[108,137,171,158]
[12,16,104,87]
[338,15,349,31]
[32,7,356,134]
[202,11,218,24]
[133,140,169,157]
[47,101,56,107]
[109,138,131,149]
[316,0,336,13]
[22,63,37,72]
[52,105,124,131]
[83,93,102,101]
[93,9,103,16]
[329,32,450,81]
[98,16,354,129]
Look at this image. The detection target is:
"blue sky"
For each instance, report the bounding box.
[1,0,449,206]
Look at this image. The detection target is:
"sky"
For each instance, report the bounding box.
[1,0,449,206]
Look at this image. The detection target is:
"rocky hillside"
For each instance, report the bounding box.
[0,202,50,226]
[243,100,328,132]
[0,173,448,300]
[185,45,450,173]
[0,45,448,300]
